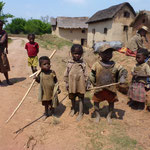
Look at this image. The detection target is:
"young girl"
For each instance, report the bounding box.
[64,44,88,121]
[35,56,60,120]
[25,34,39,73]
[128,48,150,110]
[90,44,127,123]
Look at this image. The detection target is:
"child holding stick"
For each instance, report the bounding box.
[90,44,127,123]
[25,34,39,73]
[35,56,60,120]
[128,48,150,110]
[64,44,89,121]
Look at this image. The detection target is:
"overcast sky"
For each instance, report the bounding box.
[2,0,150,21]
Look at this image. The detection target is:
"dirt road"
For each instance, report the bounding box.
[0,37,150,150]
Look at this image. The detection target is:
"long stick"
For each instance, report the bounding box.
[5,50,57,123]
[29,50,57,78]
[88,82,120,91]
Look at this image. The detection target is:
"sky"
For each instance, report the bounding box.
[2,0,150,21]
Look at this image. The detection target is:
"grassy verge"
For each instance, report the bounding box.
[36,34,73,50]
[80,116,142,150]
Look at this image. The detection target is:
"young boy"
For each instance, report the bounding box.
[25,34,39,73]
[35,56,60,120]
[64,44,88,121]
[90,44,127,123]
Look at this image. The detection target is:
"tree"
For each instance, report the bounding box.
[0,1,13,22]
[5,18,26,34]
[24,19,51,35]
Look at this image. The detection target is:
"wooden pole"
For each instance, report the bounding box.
[5,50,57,123]
[88,82,120,91]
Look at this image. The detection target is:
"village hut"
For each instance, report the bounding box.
[86,2,136,48]
[51,17,89,46]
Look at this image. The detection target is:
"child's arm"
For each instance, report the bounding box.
[64,63,70,91]
[36,43,39,54]
[89,63,96,86]
[34,75,40,83]
[117,64,128,84]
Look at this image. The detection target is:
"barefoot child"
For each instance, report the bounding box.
[90,44,127,123]
[64,44,88,121]
[35,56,60,119]
[25,34,39,73]
[128,48,150,110]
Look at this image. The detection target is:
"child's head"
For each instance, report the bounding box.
[71,44,83,61]
[136,48,149,64]
[39,56,51,72]
[98,44,115,62]
[28,34,35,43]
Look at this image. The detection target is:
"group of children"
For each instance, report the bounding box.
[25,34,150,122]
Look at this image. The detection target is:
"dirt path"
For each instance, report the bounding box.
[0,37,150,150]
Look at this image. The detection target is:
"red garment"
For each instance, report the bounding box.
[125,48,136,57]
[25,42,39,57]
[92,89,118,103]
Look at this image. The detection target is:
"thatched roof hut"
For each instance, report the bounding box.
[51,17,88,29]
[130,11,150,29]
[87,2,136,24]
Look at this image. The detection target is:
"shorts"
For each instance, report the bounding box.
[69,93,84,100]
[92,89,118,103]
[28,56,38,67]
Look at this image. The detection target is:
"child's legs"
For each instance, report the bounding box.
[108,102,114,112]
[69,93,76,110]
[93,102,100,122]
[78,93,84,114]
[76,93,84,121]
[44,104,49,116]
[69,93,76,116]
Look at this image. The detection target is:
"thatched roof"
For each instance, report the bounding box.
[130,11,150,27]
[55,17,88,29]
[87,2,136,24]
[50,17,57,26]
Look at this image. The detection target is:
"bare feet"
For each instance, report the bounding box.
[69,109,75,117]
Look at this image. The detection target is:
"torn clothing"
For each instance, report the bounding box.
[64,59,88,94]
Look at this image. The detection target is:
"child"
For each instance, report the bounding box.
[64,44,88,121]
[35,56,60,120]
[25,34,39,73]
[128,48,150,110]
[90,44,127,123]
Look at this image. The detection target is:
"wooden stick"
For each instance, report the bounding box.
[5,50,57,123]
[29,49,57,78]
[88,82,120,91]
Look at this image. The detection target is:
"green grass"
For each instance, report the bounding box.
[81,118,142,150]
[36,34,73,50]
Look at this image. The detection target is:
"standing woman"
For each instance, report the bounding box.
[0,20,12,85]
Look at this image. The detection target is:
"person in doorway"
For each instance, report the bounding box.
[126,26,148,57]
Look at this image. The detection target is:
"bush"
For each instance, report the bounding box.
[5,18,26,34]
[5,18,51,35]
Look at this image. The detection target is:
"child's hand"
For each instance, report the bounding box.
[119,76,126,84]
[6,48,8,54]
[57,88,61,94]
[86,81,91,91]
[66,83,69,91]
